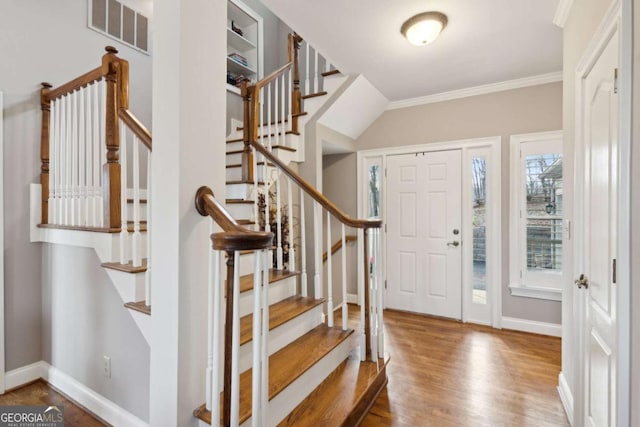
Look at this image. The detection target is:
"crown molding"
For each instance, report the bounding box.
[553,0,574,28]
[386,71,563,110]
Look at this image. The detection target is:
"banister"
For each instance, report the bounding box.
[250,141,382,229]
[323,235,357,262]
[253,62,293,91]
[195,186,273,251]
[119,108,152,151]
[44,67,103,101]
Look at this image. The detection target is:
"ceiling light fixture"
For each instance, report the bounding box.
[401,12,448,46]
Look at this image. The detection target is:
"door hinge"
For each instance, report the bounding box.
[520,270,522,279]
[385,224,387,233]
[613,258,617,283]
[385,168,387,177]
[385,279,387,289]
[614,68,619,94]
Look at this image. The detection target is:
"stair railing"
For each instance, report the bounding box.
[40,46,153,306]
[195,186,273,427]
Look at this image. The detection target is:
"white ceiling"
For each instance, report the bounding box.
[260,0,563,101]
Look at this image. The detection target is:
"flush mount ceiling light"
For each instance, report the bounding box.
[401,12,448,46]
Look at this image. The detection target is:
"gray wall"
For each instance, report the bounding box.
[562,0,614,406]
[0,0,151,372]
[353,82,563,324]
[41,245,150,421]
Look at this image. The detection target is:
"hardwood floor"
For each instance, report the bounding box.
[360,309,569,427]
[0,380,106,426]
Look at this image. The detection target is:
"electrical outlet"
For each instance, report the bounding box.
[103,356,111,378]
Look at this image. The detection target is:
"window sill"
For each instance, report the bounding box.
[508,284,562,301]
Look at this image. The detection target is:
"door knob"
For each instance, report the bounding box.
[575,274,589,289]
[447,241,460,247]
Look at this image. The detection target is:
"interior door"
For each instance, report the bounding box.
[386,150,462,319]
[580,28,619,427]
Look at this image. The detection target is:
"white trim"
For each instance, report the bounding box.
[6,361,147,426]
[553,0,575,28]
[358,136,502,328]
[346,293,358,305]
[0,91,4,394]
[501,316,562,337]
[508,284,562,301]
[386,72,562,110]
[557,371,575,426]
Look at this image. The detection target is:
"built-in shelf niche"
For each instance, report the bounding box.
[227,0,263,94]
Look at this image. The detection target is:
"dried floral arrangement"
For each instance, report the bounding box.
[257,191,290,269]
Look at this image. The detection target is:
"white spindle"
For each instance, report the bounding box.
[370,229,378,361]
[92,82,100,227]
[78,88,86,225]
[99,80,106,226]
[205,225,217,411]
[71,90,78,226]
[132,136,142,267]
[326,211,333,327]
[267,85,272,151]
[276,172,283,270]
[145,151,151,305]
[84,87,92,225]
[209,249,222,420]
[59,96,66,224]
[299,189,307,297]
[263,90,270,237]
[65,94,71,225]
[314,201,322,303]
[49,99,57,223]
[119,123,128,264]
[230,251,241,426]
[341,224,348,330]
[261,249,269,422]
[251,249,262,427]
[313,48,319,94]
[280,74,285,146]
[287,179,295,272]
[253,147,259,230]
[287,69,292,133]
[359,228,366,361]
[325,56,331,73]
[274,78,279,148]
[377,229,384,358]
[305,42,310,95]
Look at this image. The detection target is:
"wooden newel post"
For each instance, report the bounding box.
[40,82,53,224]
[363,228,372,359]
[289,33,302,133]
[241,81,254,182]
[222,251,235,427]
[102,46,122,230]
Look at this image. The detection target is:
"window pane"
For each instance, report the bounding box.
[472,157,487,304]
[524,154,562,272]
[368,164,381,218]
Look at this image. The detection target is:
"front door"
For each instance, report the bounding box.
[386,150,462,319]
[579,26,619,427]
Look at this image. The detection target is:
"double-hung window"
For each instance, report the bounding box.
[509,131,563,301]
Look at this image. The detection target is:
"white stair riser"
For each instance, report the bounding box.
[238,275,296,318]
[237,304,323,374]
[239,337,353,427]
[226,183,255,200]
[322,74,349,94]
[225,203,254,221]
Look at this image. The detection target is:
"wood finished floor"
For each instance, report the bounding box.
[359,309,569,427]
[0,380,106,426]
[0,310,567,427]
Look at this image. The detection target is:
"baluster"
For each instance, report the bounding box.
[132,136,142,267]
[49,99,57,224]
[362,228,371,360]
[71,90,78,225]
[287,69,293,134]
[65,94,72,225]
[299,188,307,297]
[267,85,272,151]
[145,151,151,305]
[341,224,348,330]
[274,78,279,149]
[92,82,100,227]
[305,42,310,95]
[370,229,378,360]
[253,146,259,231]
[205,230,219,412]
[119,123,128,264]
[287,179,295,272]
[377,228,385,358]
[84,87,92,225]
[314,201,322,304]
[326,212,333,327]
[276,172,283,270]
[314,47,319,94]
[99,80,106,226]
[280,74,286,146]
[228,252,241,426]
[261,249,269,422]
[40,83,52,225]
[251,248,262,427]
[78,88,86,225]
[57,97,64,224]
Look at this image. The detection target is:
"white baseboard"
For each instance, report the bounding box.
[557,371,574,426]
[5,361,147,427]
[501,316,562,337]
[346,293,359,305]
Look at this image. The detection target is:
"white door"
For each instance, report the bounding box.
[386,150,462,319]
[579,28,619,427]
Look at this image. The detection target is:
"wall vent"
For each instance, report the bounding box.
[89,0,150,54]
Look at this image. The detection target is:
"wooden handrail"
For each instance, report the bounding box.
[119,108,152,151]
[44,66,103,101]
[251,141,382,229]
[254,62,292,91]
[323,235,357,262]
[195,186,273,250]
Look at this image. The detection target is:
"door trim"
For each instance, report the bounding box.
[357,136,502,328]
[573,1,630,424]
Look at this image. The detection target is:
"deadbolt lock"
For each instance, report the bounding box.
[453,229,460,235]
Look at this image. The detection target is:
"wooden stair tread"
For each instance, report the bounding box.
[236,219,255,226]
[126,198,148,204]
[292,112,308,118]
[102,259,148,273]
[124,301,151,315]
[226,161,273,169]
[271,145,296,152]
[302,91,328,100]
[239,296,324,346]
[38,223,147,233]
[278,354,389,427]
[194,324,354,425]
[226,199,254,204]
[321,69,341,77]
[236,115,307,131]
[226,180,266,185]
[238,269,298,294]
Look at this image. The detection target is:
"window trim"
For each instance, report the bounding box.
[509,130,563,301]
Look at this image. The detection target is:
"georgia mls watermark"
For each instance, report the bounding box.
[0,405,64,427]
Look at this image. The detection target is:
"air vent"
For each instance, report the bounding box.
[89,0,149,54]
